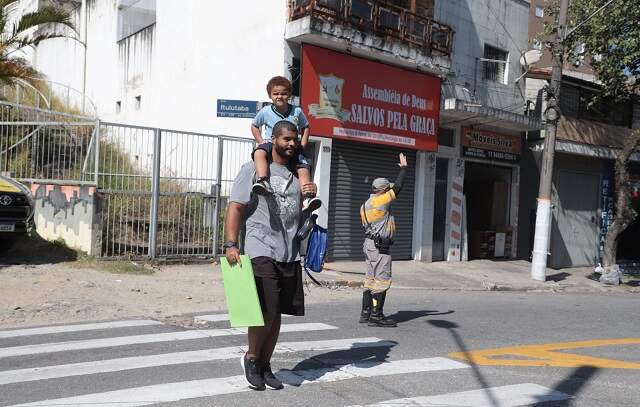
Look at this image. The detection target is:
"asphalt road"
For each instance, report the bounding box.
[0,290,638,406]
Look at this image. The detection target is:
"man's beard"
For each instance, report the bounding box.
[274,143,294,160]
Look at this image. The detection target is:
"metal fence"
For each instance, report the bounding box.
[1,101,254,259]
[97,122,254,259]
[0,100,97,184]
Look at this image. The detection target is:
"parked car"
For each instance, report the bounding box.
[0,175,34,239]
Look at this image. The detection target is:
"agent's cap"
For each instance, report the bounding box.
[372,177,393,192]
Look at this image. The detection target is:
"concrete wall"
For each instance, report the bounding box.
[435,0,530,112]
[30,183,102,255]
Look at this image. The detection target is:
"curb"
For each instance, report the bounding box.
[309,277,639,294]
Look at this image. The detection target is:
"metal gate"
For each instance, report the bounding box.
[1,100,255,259]
[328,140,416,260]
[96,123,254,259]
[0,101,97,184]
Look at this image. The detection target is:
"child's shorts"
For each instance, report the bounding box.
[252,141,310,170]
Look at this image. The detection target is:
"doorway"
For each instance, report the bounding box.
[464,162,513,259]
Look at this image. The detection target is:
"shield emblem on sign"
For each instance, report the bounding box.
[308,74,350,121]
[319,74,344,112]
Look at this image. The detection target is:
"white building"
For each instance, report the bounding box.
[26,0,540,262]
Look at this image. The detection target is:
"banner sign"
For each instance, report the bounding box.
[217,99,260,118]
[598,160,615,263]
[301,45,440,151]
[461,128,522,162]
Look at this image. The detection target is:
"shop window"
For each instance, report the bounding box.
[482,45,509,85]
[535,6,544,18]
[438,127,455,147]
[117,0,156,41]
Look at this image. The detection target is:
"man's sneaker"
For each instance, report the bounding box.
[302,197,322,213]
[262,362,284,390]
[240,354,265,390]
[252,177,273,195]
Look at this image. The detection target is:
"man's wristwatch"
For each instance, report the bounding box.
[223,241,238,249]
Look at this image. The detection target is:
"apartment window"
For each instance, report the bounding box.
[117,0,156,41]
[532,38,542,50]
[535,6,544,18]
[482,45,509,84]
[135,95,142,110]
[350,0,374,22]
[115,101,121,113]
[438,128,455,148]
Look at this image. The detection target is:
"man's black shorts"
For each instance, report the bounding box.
[251,256,305,318]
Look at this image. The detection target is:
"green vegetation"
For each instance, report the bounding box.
[546,0,640,267]
[0,0,74,85]
[71,254,155,275]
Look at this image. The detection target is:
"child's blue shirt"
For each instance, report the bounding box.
[252,103,309,139]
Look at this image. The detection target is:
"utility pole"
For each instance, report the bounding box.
[531,0,569,281]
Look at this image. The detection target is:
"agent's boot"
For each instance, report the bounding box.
[359,290,372,323]
[368,291,397,327]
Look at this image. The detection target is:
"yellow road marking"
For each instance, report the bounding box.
[449,338,640,369]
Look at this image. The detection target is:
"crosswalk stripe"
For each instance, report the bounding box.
[0,320,164,339]
[0,323,337,358]
[347,383,571,407]
[0,337,394,385]
[7,357,469,407]
[194,313,292,323]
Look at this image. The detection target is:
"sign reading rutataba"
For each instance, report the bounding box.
[461,128,522,163]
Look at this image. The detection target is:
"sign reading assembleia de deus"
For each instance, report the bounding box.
[216,99,261,118]
[301,44,441,151]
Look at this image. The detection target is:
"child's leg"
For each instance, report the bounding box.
[296,153,322,213]
[297,167,313,196]
[251,143,273,195]
[254,149,269,179]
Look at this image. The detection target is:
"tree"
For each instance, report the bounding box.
[553,0,640,268]
[0,0,74,85]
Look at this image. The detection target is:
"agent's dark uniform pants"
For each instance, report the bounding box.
[363,238,392,294]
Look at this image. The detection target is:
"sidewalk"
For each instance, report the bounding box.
[314,259,640,293]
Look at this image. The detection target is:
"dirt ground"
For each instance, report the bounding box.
[0,236,359,329]
[0,261,360,329]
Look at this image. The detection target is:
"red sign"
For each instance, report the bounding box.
[301,45,440,151]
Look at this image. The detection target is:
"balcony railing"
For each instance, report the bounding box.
[290,0,453,56]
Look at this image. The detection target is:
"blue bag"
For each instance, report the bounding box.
[304,224,328,285]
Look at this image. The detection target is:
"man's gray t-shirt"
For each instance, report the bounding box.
[229,161,302,262]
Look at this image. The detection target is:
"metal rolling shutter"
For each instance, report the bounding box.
[328,140,416,260]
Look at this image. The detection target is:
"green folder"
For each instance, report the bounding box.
[220,255,264,327]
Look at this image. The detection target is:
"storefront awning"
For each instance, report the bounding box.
[530,117,640,162]
[441,98,542,132]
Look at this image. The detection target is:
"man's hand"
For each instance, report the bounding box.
[225,247,241,266]
[398,153,408,168]
[301,182,317,197]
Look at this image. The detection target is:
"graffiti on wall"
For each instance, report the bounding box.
[30,183,101,255]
